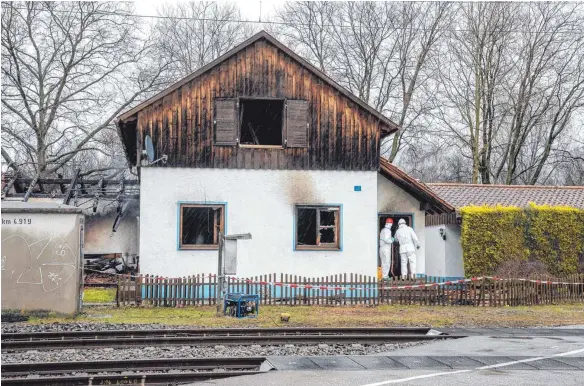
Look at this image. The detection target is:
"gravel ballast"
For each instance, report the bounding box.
[1,322,196,334]
[2,342,425,364]
[2,322,427,363]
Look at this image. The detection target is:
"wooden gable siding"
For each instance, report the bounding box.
[135,38,382,171]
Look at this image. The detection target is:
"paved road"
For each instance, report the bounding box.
[193,327,584,386]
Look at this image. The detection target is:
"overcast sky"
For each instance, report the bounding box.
[135,0,286,21]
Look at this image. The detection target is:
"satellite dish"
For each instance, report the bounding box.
[144,135,155,163]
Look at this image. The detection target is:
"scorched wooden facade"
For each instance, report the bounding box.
[117,31,397,171]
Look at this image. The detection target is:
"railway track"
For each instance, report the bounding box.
[2,327,460,351]
[1,327,461,350]
[1,357,269,385]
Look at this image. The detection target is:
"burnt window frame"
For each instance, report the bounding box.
[238,97,286,149]
[294,205,342,251]
[178,202,226,250]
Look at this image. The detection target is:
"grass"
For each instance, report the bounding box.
[28,303,584,328]
[83,287,117,303]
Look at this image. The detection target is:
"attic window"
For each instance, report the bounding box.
[239,99,283,146]
[179,204,224,250]
[295,205,341,250]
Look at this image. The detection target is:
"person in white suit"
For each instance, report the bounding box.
[394,218,420,278]
[379,218,394,279]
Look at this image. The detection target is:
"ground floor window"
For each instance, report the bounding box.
[179,204,224,250]
[296,205,341,250]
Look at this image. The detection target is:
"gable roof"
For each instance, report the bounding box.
[428,183,584,209]
[117,30,398,133]
[379,158,455,215]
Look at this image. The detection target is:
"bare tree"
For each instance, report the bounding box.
[432,2,584,185]
[272,1,336,73]
[272,2,451,165]
[502,3,584,184]
[1,2,170,179]
[434,2,518,183]
[381,2,452,162]
[153,1,253,79]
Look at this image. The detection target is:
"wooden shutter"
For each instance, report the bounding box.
[214,99,237,146]
[286,100,309,148]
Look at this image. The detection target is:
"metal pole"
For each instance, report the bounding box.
[216,232,224,316]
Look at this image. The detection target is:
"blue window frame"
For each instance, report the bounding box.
[294,204,342,251]
[177,202,226,250]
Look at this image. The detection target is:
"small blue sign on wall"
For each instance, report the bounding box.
[354,185,362,192]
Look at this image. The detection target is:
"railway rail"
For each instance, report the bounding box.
[1,357,269,385]
[1,327,461,351]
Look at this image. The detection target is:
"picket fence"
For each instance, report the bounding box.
[116,273,584,307]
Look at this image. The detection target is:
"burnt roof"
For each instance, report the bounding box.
[1,201,83,214]
[379,158,455,215]
[428,183,584,209]
[117,30,399,133]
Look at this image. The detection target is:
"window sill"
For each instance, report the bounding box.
[179,245,219,251]
[295,246,341,251]
[239,144,284,149]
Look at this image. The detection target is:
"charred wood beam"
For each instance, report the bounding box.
[13,178,139,185]
[2,175,18,198]
[112,202,127,232]
[63,169,81,205]
[57,173,66,194]
[13,180,25,193]
[8,193,139,199]
[22,174,39,202]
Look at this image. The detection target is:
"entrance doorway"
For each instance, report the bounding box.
[378,214,414,278]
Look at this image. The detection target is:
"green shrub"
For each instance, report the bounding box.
[460,204,584,277]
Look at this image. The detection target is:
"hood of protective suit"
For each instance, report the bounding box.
[384,223,392,228]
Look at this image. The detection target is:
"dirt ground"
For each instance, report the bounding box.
[26,303,584,328]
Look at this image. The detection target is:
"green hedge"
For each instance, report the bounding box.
[460,204,584,276]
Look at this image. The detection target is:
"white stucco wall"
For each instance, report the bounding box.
[444,224,464,277]
[140,167,378,278]
[425,224,465,278]
[425,225,446,276]
[376,176,426,274]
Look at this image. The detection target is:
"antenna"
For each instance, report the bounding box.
[142,135,167,166]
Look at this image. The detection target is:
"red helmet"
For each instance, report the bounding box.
[385,218,393,225]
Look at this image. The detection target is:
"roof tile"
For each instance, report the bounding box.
[428,183,584,209]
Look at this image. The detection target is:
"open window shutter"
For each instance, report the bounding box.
[214,99,237,146]
[286,100,309,148]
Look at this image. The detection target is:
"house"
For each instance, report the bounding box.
[426,183,584,277]
[116,31,453,279]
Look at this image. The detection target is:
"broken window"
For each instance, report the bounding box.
[239,99,283,146]
[296,205,341,250]
[179,204,224,250]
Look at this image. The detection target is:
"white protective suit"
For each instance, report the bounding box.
[379,224,394,278]
[394,220,420,277]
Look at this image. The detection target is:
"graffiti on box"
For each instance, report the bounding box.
[1,235,77,292]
